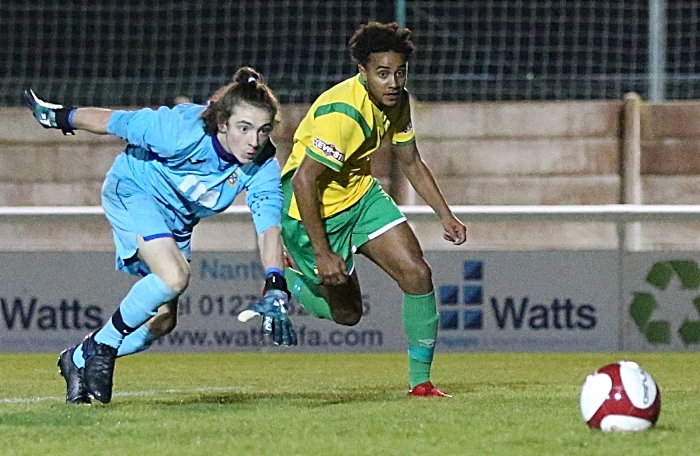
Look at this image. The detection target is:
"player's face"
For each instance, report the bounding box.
[217,102,273,164]
[359,51,408,109]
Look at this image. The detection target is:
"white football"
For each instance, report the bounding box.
[580,361,661,432]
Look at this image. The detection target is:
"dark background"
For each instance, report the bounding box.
[1,1,698,106]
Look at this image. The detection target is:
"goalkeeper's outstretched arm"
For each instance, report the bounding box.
[69,108,114,135]
[22,89,114,135]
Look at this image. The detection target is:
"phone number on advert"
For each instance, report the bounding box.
[177,294,311,318]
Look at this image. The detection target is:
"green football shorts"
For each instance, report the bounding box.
[281,174,406,285]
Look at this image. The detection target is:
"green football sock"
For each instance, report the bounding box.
[403,290,439,388]
[286,267,333,320]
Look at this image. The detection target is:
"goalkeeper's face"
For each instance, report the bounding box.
[359,51,408,109]
[217,101,274,164]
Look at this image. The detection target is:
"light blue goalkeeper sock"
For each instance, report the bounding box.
[73,275,178,368]
[73,326,156,367]
[95,274,179,348]
[72,343,86,368]
[117,325,157,357]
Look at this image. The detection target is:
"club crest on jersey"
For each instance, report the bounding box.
[402,120,413,134]
[313,138,344,163]
[226,171,238,187]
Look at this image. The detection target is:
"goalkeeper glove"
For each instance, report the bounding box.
[22,89,76,135]
[238,289,298,346]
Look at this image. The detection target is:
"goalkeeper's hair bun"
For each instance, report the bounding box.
[201,66,280,136]
[233,66,264,86]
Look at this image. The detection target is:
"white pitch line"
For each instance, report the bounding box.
[1,386,244,404]
[1,395,62,404]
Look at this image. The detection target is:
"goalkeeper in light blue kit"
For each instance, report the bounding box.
[23,67,297,405]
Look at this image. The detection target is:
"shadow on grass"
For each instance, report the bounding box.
[119,385,402,407]
[0,387,400,427]
[113,380,540,406]
[147,376,543,405]
[453,381,546,393]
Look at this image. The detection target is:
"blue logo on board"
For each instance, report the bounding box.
[438,260,484,330]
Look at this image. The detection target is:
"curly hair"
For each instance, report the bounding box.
[349,21,415,66]
[200,67,280,136]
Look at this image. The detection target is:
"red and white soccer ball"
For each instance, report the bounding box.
[579,361,661,432]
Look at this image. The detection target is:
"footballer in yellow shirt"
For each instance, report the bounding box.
[281,21,467,397]
[282,73,415,219]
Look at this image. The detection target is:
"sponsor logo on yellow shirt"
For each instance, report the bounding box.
[312,138,344,163]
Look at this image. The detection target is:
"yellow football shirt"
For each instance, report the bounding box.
[283,74,415,220]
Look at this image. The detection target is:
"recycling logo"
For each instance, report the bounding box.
[630,260,700,345]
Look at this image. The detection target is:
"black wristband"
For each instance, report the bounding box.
[265,271,288,293]
[55,107,76,134]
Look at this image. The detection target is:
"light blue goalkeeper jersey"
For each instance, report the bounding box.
[102,103,282,274]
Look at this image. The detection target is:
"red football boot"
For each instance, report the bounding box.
[408,381,452,398]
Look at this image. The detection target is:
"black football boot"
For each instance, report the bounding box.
[57,346,91,404]
[80,332,118,404]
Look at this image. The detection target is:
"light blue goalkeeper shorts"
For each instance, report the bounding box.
[101,174,192,276]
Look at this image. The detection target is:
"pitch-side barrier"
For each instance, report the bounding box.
[2,204,700,251]
[3,204,700,220]
[2,205,700,352]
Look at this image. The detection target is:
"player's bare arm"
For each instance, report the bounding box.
[70,108,115,135]
[393,141,467,245]
[257,226,285,271]
[292,155,349,285]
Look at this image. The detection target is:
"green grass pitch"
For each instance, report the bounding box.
[1,352,698,456]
